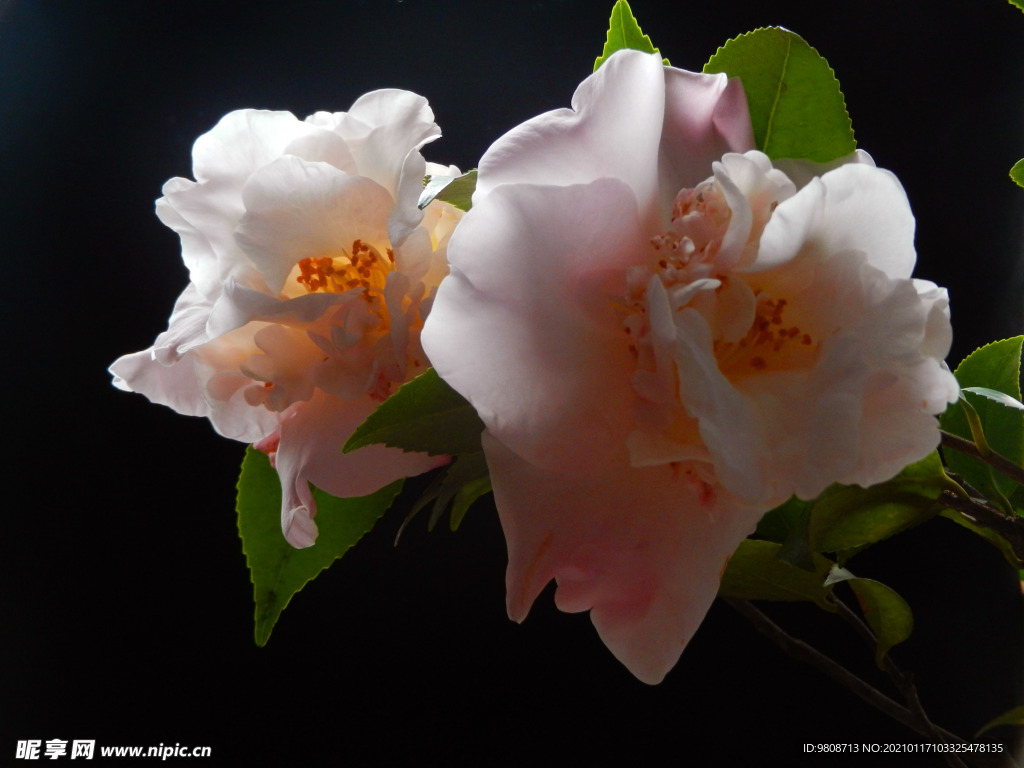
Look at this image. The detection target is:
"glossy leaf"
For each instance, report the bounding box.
[719,539,835,610]
[419,169,477,212]
[963,386,1024,412]
[1011,158,1024,187]
[593,0,667,72]
[828,569,914,668]
[237,447,402,645]
[940,337,1024,498]
[344,368,486,457]
[704,28,855,162]
[807,452,948,555]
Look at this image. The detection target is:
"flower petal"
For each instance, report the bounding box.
[235,156,393,294]
[475,51,668,216]
[423,178,645,472]
[756,163,916,278]
[484,432,761,685]
[274,390,448,548]
[657,66,754,209]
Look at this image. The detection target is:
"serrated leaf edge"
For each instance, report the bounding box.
[704,27,855,159]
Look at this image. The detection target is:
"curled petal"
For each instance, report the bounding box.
[235,157,393,294]
[273,390,448,548]
[476,52,664,205]
[756,163,916,278]
[485,433,761,685]
[657,66,754,208]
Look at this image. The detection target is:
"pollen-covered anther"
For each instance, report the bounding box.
[296,256,336,292]
[714,295,818,375]
[295,239,392,299]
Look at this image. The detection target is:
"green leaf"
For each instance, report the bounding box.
[940,337,1024,498]
[719,539,836,610]
[963,386,1024,411]
[828,569,914,667]
[419,169,477,212]
[1011,158,1024,188]
[704,28,855,163]
[754,495,809,542]
[1009,1,1024,14]
[449,473,491,530]
[344,368,486,457]
[237,447,402,645]
[401,450,491,536]
[939,508,1024,569]
[593,0,667,72]
[807,452,947,555]
[754,496,816,571]
[977,705,1024,736]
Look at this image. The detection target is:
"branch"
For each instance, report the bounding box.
[829,595,969,768]
[724,598,1017,768]
[939,490,1024,562]
[940,430,1024,488]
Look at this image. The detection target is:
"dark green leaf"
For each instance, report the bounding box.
[419,169,477,212]
[344,368,486,457]
[754,496,816,571]
[402,451,491,536]
[593,0,667,72]
[719,539,836,609]
[940,337,1024,498]
[237,447,402,645]
[754,495,809,542]
[807,452,947,555]
[977,705,1024,736]
[1009,1,1024,15]
[1011,159,1024,187]
[449,473,491,530]
[939,508,1024,569]
[828,570,914,667]
[704,28,855,162]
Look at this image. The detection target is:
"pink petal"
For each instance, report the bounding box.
[422,178,644,473]
[475,51,668,216]
[657,66,754,209]
[273,390,447,548]
[484,433,761,685]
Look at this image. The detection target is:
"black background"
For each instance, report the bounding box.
[3,0,1024,764]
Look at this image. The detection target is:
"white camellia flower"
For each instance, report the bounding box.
[422,50,958,684]
[111,91,460,548]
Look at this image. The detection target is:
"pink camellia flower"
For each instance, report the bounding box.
[421,50,958,684]
[110,92,460,548]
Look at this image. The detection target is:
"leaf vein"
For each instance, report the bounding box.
[763,33,792,154]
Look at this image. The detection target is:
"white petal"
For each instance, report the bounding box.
[235,156,392,294]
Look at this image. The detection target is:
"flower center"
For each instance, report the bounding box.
[649,178,730,280]
[295,239,394,302]
[621,164,821,472]
[713,294,816,376]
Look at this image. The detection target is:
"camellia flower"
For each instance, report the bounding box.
[421,50,958,683]
[110,91,460,548]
